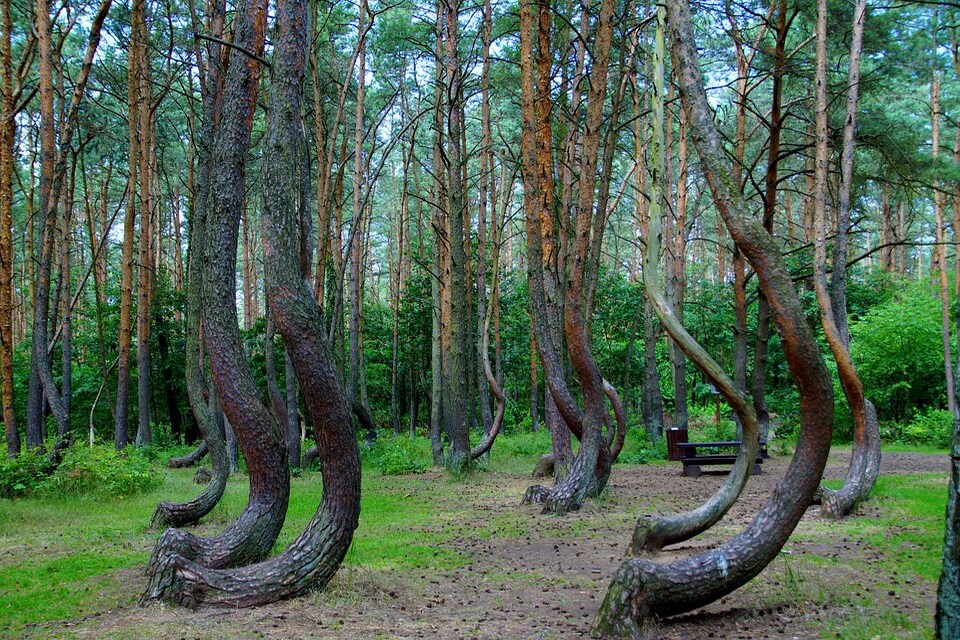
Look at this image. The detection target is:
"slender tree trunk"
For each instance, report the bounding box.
[135,0,154,446]
[116,0,142,449]
[813,0,879,518]
[668,99,688,430]
[440,0,471,473]
[931,25,958,420]
[58,156,76,436]
[429,13,445,466]
[29,0,113,447]
[0,0,17,456]
[346,0,369,420]
[284,350,299,468]
[595,2,834,627]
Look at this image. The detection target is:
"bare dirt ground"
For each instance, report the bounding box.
[54,451,946,640]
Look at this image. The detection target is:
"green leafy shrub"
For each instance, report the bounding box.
[363,434,428,475]
[901,408,954,449]
[42,446,162,497]
[615,426,667,465]
[0,451,49,498]
[851,283,945,422]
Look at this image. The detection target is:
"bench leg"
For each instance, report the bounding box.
[683,465,702,478]
[752,463,762,475]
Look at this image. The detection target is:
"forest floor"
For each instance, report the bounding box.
[1,447,947,640]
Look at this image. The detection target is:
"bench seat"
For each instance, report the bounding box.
[676,440,767,477]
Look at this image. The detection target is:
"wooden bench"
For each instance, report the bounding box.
[677,440,768,477]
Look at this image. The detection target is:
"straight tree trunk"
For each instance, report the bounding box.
[284,350,299,467]
[0,0,17,456]
[346,0,369,419]
[931,26,958,420]
[429,12,445,466]
[440,0,471,473]
[29,0,113,447]
[668,100,688,430]
[135,0,154,446]
[116,0,142,449]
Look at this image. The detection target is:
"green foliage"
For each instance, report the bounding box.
[0,451,49,498]
[362,433,429,475]
[900,408,955,449]
[615,426,666,465]
[851,282,945,423]
[41,446,162,497]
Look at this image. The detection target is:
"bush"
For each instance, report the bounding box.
[363,434,428,475]
[851,283,945,422]
[615,425,667,465]
[42,446,162,497]
[0,451,49,498]
[901,408,954,449]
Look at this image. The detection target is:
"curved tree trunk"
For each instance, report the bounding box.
[812,0,879,518]
[594,2,834,630]
[143,0,360,606]
[143,0,287,575]
[517,0,613,514]
[628,16,758,554]
[469,241,504,461]
[168,442,208,468]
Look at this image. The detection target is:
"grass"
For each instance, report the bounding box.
[746,471,947,640]
[0,439,950,639]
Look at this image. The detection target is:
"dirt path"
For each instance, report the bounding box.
[61,451,946,640]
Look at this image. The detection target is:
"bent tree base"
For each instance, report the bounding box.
[818,400,880,518]
[167,442,208,468]
[523,425,611,514]
[152,418,231,528]
[592,0,835,630]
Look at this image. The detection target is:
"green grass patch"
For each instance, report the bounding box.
[0,436,949,639]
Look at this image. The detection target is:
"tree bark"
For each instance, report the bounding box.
[440,0,471,473]
[145,0,360,605]
[152,0,230,528]
[29,0,113,447]
[813,0,879,518]
[168,442,208,469]
[519,0,616,514]
[594,1,834,628]
[628,7,759,555]
[0,0,18,456]
[144,0,287,568]
[135,0,153,446]
[931,22,958,420]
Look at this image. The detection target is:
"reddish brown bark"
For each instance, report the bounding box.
[594,1,834,628]
[0,0,17,456]
[145,0,360,606]
[143,0,286,577]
